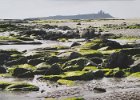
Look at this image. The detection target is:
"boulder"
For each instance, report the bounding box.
[6,57,27,66]
[12,68,34,78]
[58,52,82,60]
[0,53,11,65]
[28,58,44,66]
[0,66,6,73]
[34,63,51,75]
[6,83,39,91]
[47,56,59,64]
[91,39,122,50]
[114,70,125,78]
[90,57,102,64]
[102,39,122,49]
[130,60,140,73]
[68,52,82,59]
[45,63,62,75]
[121,48,140,55]
[63,71,94,81]
[94,87,106,93]
[106,52,133,69]
[63,57,97,71]
[81,27,96,39]
[93,70,104,78]
[70,42,81,47]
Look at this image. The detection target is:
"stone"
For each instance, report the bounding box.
[106,52,133,69]
[0,66,6,73]
[114,70,125,78]
[12,68,34,78]
[71,42,81,47]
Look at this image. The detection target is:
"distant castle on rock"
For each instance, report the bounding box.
[28,10,114,20]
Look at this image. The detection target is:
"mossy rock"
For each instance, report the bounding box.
[47,56,60,64]
[82,66,98,71]
[9,64,35,78]
[63,71,94,80]
[92,70,104,79]
[28,58,44,66]
[34,63,51,75]
[5,57,27,66]
[63,97,84,100]
[58,52,82,60]
[35,63,62,75]
[130,63,140,73]
[45,63,62,75]
[63,57,96,71]
[114,70,125,78]
[8,64,35,73]
[104,68,127,78]
[39,71,94,81]
[57,38,68,42]
[121,48,140,55]
[0,66,6,73]
[12,68,34,78]
[128,72,140,78]
[39,75,64,81]
[105,68,119,77]
[6,83,39,91]
[57,79,75,86]
[90,57,103,64]
[79,50,103,58]
[0,82,12,90]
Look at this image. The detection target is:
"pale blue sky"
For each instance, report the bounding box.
[0,0,139,19]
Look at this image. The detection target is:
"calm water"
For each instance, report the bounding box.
[0,0,139,19]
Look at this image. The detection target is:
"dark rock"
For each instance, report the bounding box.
[58,26,71,30]
[58,52,82,60]
[121,48,140,55]
[93,70,104,78]
[0,53,11,65]
[34,63,51,75]
[114,70,125,78]
[6,57,27,66]
[45,63,62,75]
[28,58,44,66]
[68,52,82,59]
[130,61,140,73]
[0,66,6,73]
[64,71,94,81]
[12,68,34,78]
[90,57,102,64]
[106,52,133,69]
[6,83,39,91]
[94,87,106,93]
[103,39,122,49]
[47,56,59,64]
[91,39,122,50]
[77,22,81,25]
[81,27,96,39]
[63,57,97,71]
[71,42,81,47]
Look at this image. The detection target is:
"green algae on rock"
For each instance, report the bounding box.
[6,83,39,91]
[57,79,75,86]
[0,81,39,91]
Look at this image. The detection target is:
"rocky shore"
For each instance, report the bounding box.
[0,19,140,100]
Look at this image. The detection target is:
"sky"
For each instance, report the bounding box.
[0,0,139,19]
